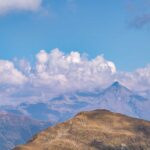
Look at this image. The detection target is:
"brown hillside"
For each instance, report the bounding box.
[14,109,150,150]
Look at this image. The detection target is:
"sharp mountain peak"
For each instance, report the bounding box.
[104,81,132,93]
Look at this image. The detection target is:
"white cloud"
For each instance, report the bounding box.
[0,49,117,106]
[36,50,49,64]
[67,51,81,63]
[33,49,116,92]
[0,60,27,85]
[0,49,150,107]
[0,0,42,14]
[117,65,150,91]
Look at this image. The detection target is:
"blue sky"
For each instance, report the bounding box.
[0,0,150,71]
[1,0,150,115]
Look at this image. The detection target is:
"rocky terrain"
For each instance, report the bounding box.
[14,109,150,150]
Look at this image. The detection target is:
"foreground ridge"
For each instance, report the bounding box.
[14,109,150,150]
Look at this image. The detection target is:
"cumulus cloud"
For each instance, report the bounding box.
[0,60,27,85]
[0,49,117,105]
[0,49,150,107]
[0,0,42,14]
[33,48,116,92]
[127,65,150,90]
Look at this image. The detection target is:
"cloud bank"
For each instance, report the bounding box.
[0,0,42,14]
[0,60,27,85]
[0,49,150,106]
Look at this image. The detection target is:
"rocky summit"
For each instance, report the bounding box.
[14,109,150,150]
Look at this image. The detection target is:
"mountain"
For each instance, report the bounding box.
[88,81,150,119]
[2,82,150,149]
[2,81,150,123]
[14,109,150,150]
[0,112,49,150]
[69,81,150,121]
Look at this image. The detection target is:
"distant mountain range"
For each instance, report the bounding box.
[1,81,150,150]
[0,112,49,150]
[3,81,150,123]
[14,109,150,150]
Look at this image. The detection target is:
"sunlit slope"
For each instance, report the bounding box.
[14,109,150,150]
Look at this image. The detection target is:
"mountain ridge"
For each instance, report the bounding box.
[14,109,150,150]
[2,82,150,150]
[0,112,49,150]
[2,81,150,123]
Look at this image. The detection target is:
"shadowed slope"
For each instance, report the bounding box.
[14,109,150,150]
[0,112,48,150]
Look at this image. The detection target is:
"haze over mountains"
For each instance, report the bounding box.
[0,112,49,150]
[2,81,150,123]
[1,81,150,150]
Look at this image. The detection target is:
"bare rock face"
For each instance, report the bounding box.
[14,109,150,150]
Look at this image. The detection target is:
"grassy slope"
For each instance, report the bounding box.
[14,109,150,150]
